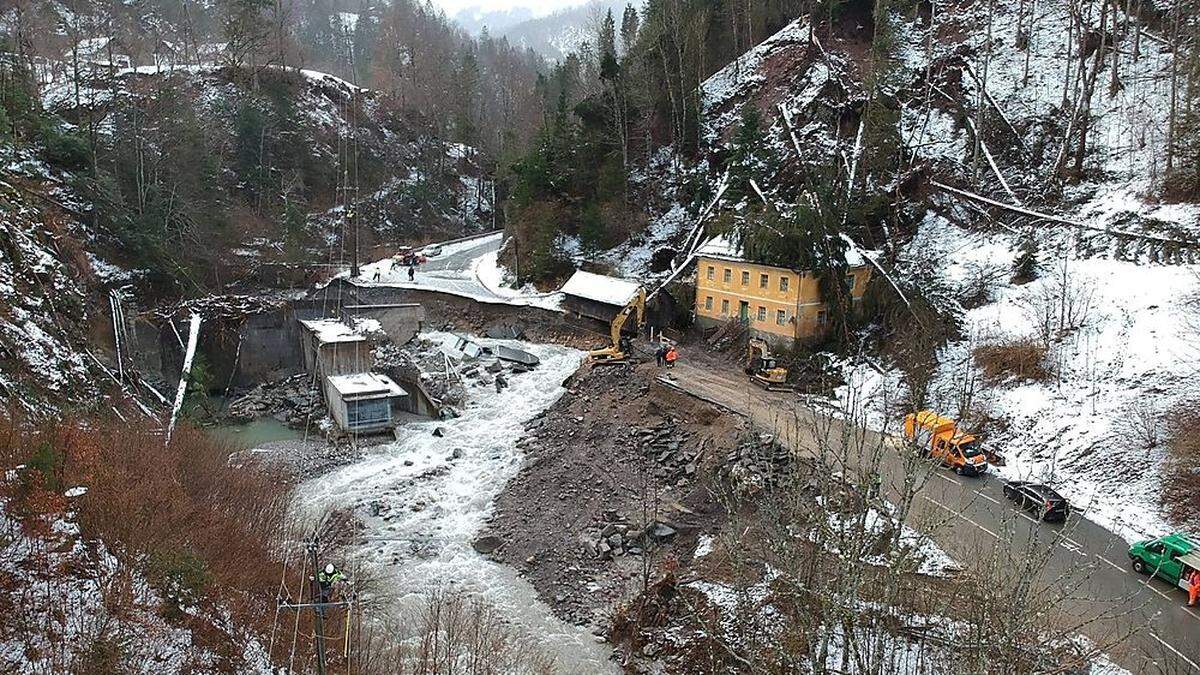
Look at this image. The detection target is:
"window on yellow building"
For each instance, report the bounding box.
[779,276,789,292]
[741,271,750,286]
[845,273,856,291]
[759,273,768,289]
[704,296,713,311]
[817,310,828,326]
[776,310,786,325]
[721,299,729,314]
[757,306,767,322]
[723,268,732,283]
[706,266,714,281]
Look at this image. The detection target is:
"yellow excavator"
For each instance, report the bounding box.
[589,287,646,364]
[746,337,790,390]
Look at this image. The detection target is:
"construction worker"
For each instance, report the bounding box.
[408,264,416,281]
[655,342,669,367]
[317,563,346,604]
[1188,568,1200,607]
[665,345,678,368]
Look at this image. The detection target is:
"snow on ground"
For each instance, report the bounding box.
[295,333,613,671]
[840,215,1200,542]
[813,497,961,578]
[0,496,269,673]
[349,233,565,311]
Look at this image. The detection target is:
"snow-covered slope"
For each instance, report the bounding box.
[608,1,1200,538]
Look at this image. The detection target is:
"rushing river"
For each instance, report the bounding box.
[296,334,615,672]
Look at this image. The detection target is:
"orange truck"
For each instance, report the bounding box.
[903,410,989,477]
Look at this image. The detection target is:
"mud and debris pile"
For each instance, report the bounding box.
[226,373,322,427]
[483,362,745,628]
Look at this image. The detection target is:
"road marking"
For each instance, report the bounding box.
[979,492,1000,505]
[921,495,998,539]
[1097,555,1128,574]
[1018,512,1039,525]
[1149,631,1200,672]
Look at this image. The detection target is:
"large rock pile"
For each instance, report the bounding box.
[584,509,678,560]
[226,373,322,427]
[721,433,796,496]
[634,419,703,487]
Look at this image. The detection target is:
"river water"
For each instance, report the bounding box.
[296,334,615,672]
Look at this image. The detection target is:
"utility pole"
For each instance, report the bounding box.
[278,539,352,675]
[308,542,329,675]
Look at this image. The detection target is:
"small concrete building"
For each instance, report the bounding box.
[325,372,407,434]
[560,270,642,324]
[693,235,872,347]
[298,317,382,378]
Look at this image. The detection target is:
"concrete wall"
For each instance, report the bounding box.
[343,303,425,345]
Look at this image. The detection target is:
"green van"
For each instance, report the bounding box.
[1128,533,1200,593]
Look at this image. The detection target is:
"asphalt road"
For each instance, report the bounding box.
[662,361,1200,674]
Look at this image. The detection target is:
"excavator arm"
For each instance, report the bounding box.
[610,289,646,349]
[590,287,646,363]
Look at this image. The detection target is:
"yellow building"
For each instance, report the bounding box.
[693,235,872,345]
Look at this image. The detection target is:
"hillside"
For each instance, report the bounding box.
[600,0,1200,540]
[496,0,630,61]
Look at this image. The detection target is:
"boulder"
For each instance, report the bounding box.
[472,535,504,554]
[648,522,677,542]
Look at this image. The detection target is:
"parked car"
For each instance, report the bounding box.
[1128,533,1200,598]
[1002,481,1070,521]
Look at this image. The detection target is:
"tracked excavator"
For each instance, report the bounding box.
[589,287,646,364]
[746,337,790,390]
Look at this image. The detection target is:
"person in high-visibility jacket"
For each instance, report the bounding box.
[1188,568,1200,607]
[665,345,678,368]
[317,563,347,603]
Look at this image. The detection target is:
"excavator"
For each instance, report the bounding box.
[589,287,646,364]
[746,337,790,390]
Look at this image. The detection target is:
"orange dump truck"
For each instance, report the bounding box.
[903,410,989,477]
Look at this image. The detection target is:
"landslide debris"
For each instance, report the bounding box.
[481,362,747,627]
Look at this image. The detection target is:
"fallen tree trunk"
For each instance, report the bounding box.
[931,180,1200,247]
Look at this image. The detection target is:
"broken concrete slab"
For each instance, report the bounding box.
[494,344,540,367]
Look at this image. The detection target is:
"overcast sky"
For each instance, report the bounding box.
[426,0,592,18]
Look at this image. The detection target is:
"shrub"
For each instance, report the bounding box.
[0,416,291,642]
[1162,403,1200,525]
[39,121,90,171]
[973,338,1051,384]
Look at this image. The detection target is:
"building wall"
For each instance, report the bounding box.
[693,256,871,342]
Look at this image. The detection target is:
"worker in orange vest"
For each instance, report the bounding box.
[1188,568,1200,607]
[664,345,678,368]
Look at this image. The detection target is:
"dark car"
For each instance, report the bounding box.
[1002,481,1070,522]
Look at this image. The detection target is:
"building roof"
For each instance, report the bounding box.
[696,234,867,268]
[326,372,407,401]
[560,270,642,307]
[299,317,382,344]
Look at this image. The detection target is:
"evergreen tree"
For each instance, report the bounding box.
[599,10,619,81]
[1012,232,1039,284]
[619,5,640,55]
[453,51,480,146]
[724,105,778,205]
